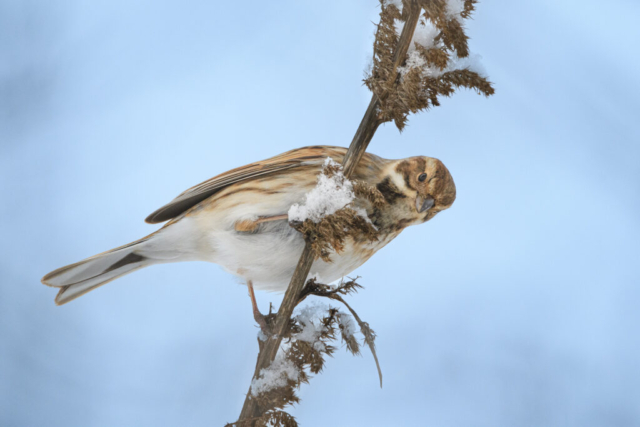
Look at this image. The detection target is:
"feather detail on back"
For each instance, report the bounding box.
[145,146,336,224]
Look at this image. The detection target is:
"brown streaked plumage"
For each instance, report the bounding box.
[41,146,456,306]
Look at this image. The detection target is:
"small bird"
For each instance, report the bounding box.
[42,146,456,311]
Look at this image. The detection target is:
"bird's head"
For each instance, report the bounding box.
[388,156,456,223]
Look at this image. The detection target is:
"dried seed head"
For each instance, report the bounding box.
[290,165,385,262]
[365,0,494,131]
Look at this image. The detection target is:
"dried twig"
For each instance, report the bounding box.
[228,278,379,427]
[234,0,493,424]
[236,4,424,423]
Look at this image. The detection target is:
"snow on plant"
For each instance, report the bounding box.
[288,158,386,262]
[251,302,362,397]
[288,158,357,223]
[244,285,375,426]
[251,350,300,396]
[367,0,495,130]
[396,7,487,79]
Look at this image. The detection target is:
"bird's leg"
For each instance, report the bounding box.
[247,280,270,335]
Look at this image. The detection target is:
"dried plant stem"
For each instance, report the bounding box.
[236,2,423,424]
[342,96,380,177]
[237,244,315,422]
[330,294,381,387]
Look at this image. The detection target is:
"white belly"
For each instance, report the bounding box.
[205,219,374,291]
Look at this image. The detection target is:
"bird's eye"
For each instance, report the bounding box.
[418,173,427,182]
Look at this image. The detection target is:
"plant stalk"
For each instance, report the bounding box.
[236,1,422,423]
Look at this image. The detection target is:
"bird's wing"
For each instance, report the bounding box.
[145,146,344,224]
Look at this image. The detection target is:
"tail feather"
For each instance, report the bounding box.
[42,238,152,305]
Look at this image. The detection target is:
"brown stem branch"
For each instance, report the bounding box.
[330,294,382,388]
[299,280,383,388]
[236,2,422,424]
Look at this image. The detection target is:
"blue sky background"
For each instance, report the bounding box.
[1,1,639,426]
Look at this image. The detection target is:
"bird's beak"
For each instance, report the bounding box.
[415,195,435,213]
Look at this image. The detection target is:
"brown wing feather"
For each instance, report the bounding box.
[145,146,344,224]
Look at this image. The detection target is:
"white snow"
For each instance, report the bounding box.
[288,158,368,224]
[388,4,487,80]
[257,329,269,342]
[294,303,332,351]
[250,302,360,396]
[385,0,464,18]
[400,52,487,78]
[293,303,358,352]
[399,50,426,75]
[250,349,299,396]
[446,0,465,20]
[410,19,439,52]
[383,0,404,12]
[337,311,358,338]
[294,303,329,341]
[250,304,327,396]
[446,53,488,77]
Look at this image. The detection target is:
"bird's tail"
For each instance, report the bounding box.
[42,237,155,305]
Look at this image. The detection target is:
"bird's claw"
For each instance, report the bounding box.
[253,307,272,336]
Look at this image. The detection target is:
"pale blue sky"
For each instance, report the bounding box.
[1,1,639,426]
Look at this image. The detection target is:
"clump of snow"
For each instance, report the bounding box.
[293,303,358,352]
[448,53,488,77]
[294,303,332,351]
[388,5,487,80]
[337,311,358,337]
[400,52,487,79]
[446,0,465,20]
[288,158,364,223]
[393,17,439,61]
[250,304,329,396]
[383,0,404,12]
[294,303,330,340]
[251,350,299,396]
[410,19,439,51]
[250,302,361,396]
[387,0,465,32]
[399,50,426,76]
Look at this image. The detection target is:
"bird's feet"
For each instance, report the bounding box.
[252,304,271,336]
[247,280,272,336]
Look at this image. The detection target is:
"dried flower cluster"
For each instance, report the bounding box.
[290,161,387,262]
[365,0,495,130]
[299,278,381,384]
[228,279,378,427]
[353,180,388,209]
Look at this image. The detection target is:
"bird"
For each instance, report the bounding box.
[42,145,456,315]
